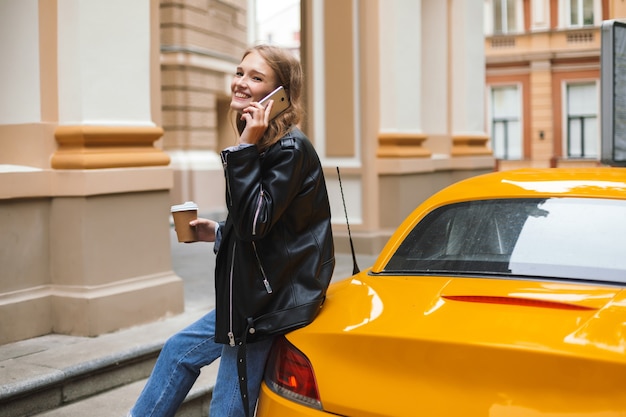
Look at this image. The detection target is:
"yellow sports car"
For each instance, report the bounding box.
[256,168,626,417]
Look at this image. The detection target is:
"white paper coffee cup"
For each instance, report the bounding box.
[171,201,198,242]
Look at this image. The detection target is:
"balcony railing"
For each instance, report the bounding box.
[486,28,600,57]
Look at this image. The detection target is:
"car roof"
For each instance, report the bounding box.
[434,167,626,203]
[371,167,626,273]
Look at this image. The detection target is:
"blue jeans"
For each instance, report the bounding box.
[129,309,274,417]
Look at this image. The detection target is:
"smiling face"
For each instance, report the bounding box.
[230,50,279,114]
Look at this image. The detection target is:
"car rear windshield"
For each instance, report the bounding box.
[382,198,626,284]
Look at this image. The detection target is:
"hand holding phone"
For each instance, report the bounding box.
[258,86,290,120]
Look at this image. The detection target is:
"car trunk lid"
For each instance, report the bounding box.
[287,274,626,417]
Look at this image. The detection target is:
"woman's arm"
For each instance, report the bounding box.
[221,133,308,241]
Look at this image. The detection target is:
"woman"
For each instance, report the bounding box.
[128,45,335,417]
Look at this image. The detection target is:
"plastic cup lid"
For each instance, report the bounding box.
[171,201,198,212]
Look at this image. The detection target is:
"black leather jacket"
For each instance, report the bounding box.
[214,127,335,346]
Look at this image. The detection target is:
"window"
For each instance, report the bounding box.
[569,0,593,26]
[493,0,517,34]
[490,86,522,160]
[382,198,626,284]
[566,83,598,158]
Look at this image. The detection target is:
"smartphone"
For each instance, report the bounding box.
[258,86,290,120]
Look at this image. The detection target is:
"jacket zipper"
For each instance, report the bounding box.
[252,187,264,236]
[221,152,232,207]
[252,241,273,293]
[228,241,236,347]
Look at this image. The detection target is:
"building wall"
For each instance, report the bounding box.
[485,0,626,170]
[0,0,492,344]
[160,0,247,216]
[301,0,494,255]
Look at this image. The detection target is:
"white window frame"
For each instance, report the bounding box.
[562,80,600,159]
[484,0,524,35]
[487,83,524,160]
[530,0,550,31]
[559,0,601,28]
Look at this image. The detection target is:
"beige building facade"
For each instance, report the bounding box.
[0,0,492,345]
[485,0,626,170]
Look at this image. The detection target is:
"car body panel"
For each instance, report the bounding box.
[276,273,626,416]
[257,168,626,417]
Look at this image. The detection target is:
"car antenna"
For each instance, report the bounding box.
[337,167,360,275]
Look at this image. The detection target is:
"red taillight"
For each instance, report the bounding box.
[264,336,322,409]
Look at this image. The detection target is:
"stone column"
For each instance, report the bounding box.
[0,0,183,344]
[530,59,554,167]
[450,0,491,156]
[48,0,184,337]
[376,0,430,159]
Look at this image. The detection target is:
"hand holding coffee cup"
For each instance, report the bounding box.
[188,218,219,242]
[171,201,198,242]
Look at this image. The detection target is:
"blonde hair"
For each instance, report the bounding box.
[234,45,304,150]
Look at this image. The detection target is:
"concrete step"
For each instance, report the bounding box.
[0,309,212,417]
[34,365,218,417]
